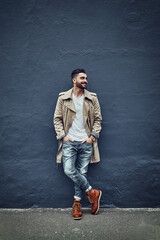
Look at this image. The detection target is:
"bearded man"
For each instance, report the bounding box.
[53,69,102,220]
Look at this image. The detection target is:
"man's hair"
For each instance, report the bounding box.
[71,69,86,80]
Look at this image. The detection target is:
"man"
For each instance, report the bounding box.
[53,69,102,220]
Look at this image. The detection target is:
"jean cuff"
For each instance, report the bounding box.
[74,196,81,201]
[85,186,92,192]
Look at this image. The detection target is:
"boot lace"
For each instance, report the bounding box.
[73,203,81,211]
[87,195,93,203]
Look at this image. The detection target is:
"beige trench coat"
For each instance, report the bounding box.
[53,88,102,164]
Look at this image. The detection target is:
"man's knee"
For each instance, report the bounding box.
[79,171,87,179]
[64,168,76,178]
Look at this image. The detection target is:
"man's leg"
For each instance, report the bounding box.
[62,141,90,220]
[74,141,93,199]
[77,141,102,215]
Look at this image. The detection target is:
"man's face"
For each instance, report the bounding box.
[73,73,88,89]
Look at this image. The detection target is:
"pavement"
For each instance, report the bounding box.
[0,208,160,240]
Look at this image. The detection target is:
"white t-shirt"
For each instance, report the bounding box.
[67,93,88,141]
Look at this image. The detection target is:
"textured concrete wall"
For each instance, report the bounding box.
[0,0,160,208]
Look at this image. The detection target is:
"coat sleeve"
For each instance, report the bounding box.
[90,95,102,138]
[53,96,66,140]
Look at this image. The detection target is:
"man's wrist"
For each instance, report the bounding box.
[59,134,66,140]
[90,131,98,139]
[90,135,96,142]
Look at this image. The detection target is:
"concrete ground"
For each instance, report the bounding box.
[0,208,160,240]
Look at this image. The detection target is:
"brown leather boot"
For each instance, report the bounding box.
[72,200,82,220]
[87,188,102,214]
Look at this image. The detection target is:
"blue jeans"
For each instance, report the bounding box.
[62,140,93,200]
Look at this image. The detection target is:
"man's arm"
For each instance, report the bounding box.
[53,96,66,140]
[81,95,102,144]
[90,95,102,139]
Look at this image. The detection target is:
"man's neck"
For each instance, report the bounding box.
[73,87,84,98]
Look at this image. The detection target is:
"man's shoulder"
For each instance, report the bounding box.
[58,88,72,99]
[59,91,66,96]
[85,89,97,100]
[89,91,97,96]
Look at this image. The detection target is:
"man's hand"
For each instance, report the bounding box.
[81,137,93,144]
[62,136,74,142]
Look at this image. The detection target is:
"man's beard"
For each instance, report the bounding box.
[76,81,87,89]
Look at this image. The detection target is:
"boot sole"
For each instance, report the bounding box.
[73,216,82,220]
[93,190,102,215]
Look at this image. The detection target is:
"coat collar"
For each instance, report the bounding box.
[61,88,92,100]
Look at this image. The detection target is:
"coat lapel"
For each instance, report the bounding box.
[61,88,76,112]
[66,100,76,113]
[83,100,89,124]
[83,89,92,124]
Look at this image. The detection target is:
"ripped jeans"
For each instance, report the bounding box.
[62,140,93,200]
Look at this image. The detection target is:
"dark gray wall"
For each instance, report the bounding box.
[0,0,160,208]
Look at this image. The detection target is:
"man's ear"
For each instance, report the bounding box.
[72,78,76,84]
